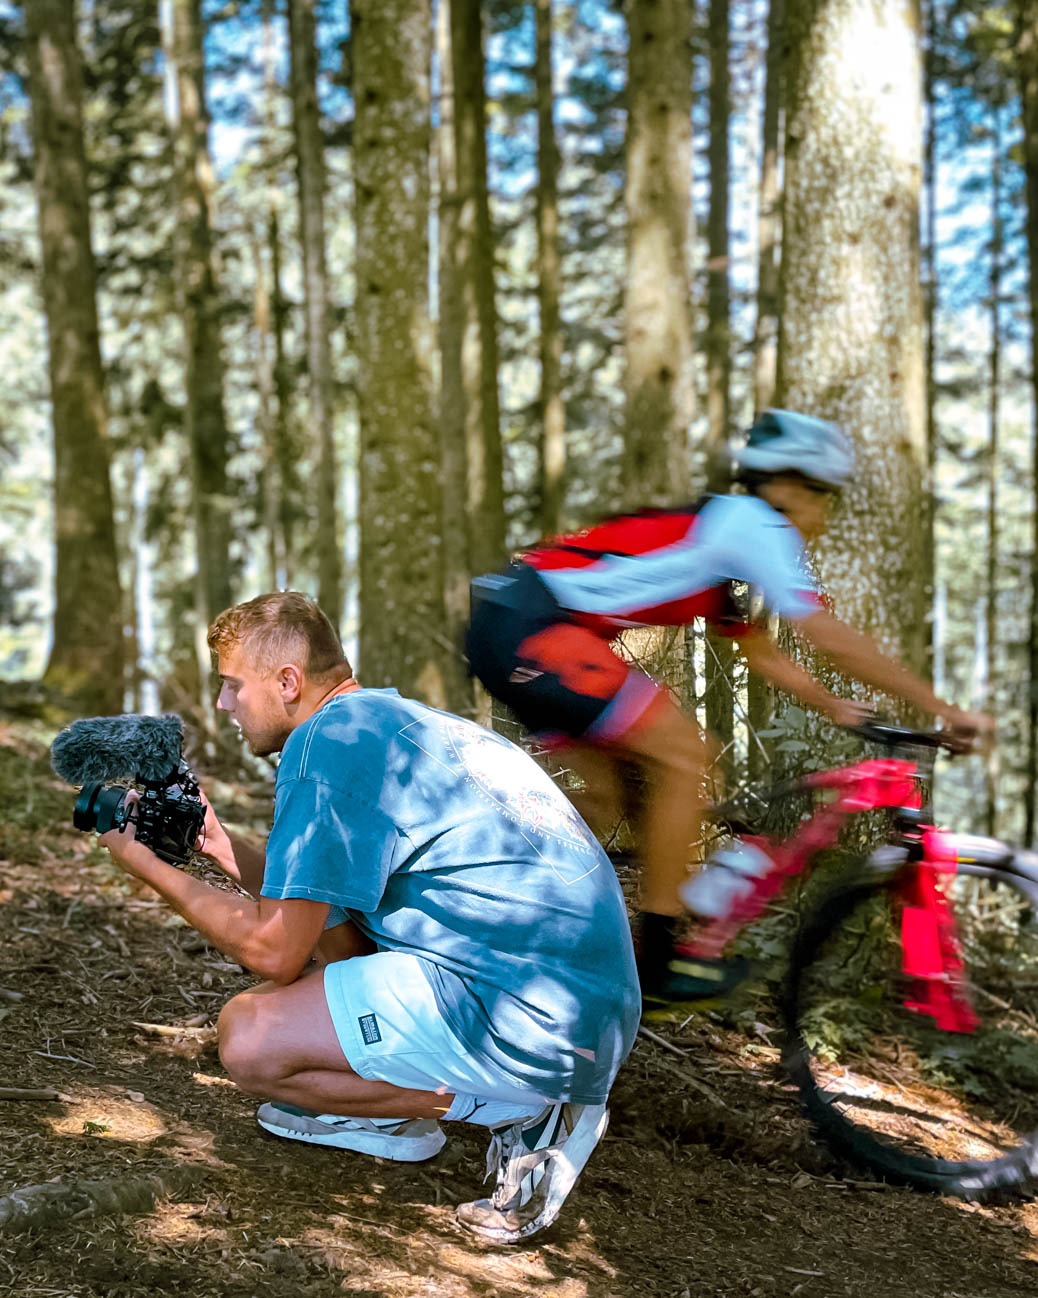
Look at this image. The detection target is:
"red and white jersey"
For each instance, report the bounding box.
[522,494,823,636]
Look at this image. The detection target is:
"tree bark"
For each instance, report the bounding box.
[753,0,785,415]
[623,0,695,505]
[437,0,476,715]
[704,0,734,784]
[536,0,565,535]
[1016,0,1038,847]
[354,0,450,706]
[26,0,124,714]
[160,0,233,641]
[776,0,928,730]
[983,102,1003,838]
[748,0,786,777]
[288,0,341,627]
[449,0,505,575]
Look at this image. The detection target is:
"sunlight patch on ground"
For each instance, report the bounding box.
[44,1087,169,1142]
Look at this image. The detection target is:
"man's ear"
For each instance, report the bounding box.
[276,664,304,702]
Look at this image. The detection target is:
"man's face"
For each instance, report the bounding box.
[216,646,290,756]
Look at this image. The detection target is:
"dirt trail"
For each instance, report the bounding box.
[1,721,1038,1298]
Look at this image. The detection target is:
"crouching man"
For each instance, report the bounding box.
[99,591,640,1244]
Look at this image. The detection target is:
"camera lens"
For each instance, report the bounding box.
[73,784,130,835]
[73,783,104,831]
[93,786,130,834]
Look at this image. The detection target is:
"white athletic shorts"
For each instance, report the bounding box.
[322,950,548,1108]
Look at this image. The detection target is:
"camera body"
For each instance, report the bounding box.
[73,761,206,866]
[51,714,207,867]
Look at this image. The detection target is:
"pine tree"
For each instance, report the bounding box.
[26,0,125,713]
[622,0,695,504]
[777,0,928,710]
[353,0,451,705]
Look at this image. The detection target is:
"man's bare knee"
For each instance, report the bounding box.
[218,993,271,1093]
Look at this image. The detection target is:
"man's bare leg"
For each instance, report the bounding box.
[218,969,452,1118]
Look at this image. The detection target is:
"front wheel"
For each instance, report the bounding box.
[783,865,1038,1200]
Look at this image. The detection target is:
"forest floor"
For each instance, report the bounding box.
[2,709,1038,1298]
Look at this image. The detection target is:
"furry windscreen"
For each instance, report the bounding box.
[50,714,185,785]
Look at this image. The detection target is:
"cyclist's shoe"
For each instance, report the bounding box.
[641,951,753,1016]
[257,1101,446,1162]
[456,1102,608,1243]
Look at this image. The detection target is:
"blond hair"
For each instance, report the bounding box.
[207,592,350,680]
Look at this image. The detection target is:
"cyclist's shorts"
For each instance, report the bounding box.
[466,562,667,745]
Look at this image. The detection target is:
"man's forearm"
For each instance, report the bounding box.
[118,841,265,965]
[224,831,267,899]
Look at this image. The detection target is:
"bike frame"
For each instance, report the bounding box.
[685,752,981,1033]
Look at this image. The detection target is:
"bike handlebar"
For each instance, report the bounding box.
[846,719,974,754]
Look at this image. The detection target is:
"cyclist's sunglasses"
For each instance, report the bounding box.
[800,478,839,497]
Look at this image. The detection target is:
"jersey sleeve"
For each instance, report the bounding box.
[263,775,410,914]
[697,496,824,623]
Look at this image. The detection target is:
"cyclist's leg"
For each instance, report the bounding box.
[614,697,712,919]
[554,741,626,840]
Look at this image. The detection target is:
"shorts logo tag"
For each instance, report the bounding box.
[359,1013,382,1045]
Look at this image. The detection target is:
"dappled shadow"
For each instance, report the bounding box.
[6,729,1038,1296]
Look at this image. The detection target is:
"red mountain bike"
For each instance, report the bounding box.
[688,720,1038,1201]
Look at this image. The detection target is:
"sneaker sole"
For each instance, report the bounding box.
[257,1113,446,1162]
[459,1105,609,1244]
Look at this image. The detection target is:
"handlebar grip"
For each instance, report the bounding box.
[847,719,968,753]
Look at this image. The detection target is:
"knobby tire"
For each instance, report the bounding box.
[782,869,1038,1202]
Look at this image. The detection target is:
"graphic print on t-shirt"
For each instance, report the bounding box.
[397,714,601,883]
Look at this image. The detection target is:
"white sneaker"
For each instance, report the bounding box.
[256,1101,446,1162]
[456,1102,608,1243]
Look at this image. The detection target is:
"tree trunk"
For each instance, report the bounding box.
[26,0,124,714]
[437,0,476,715]
[269,210,296,587]
[252,231,281,591]
[983,102,1003,838]
[1016,0,1038,847]
[776,0,928,726]
[536,0,565,535]
[748,0,786,777]
[623,0,695,505]
[288,0,341,627]
[354,0,450,706]
[160,0,233,652]
[753,0,785,415]
[922,0,938,681]
[704,0,734,785]
[450,0,505,575]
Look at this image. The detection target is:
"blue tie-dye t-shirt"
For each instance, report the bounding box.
[261,688,640,1104]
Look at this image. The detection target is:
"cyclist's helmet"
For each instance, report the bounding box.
[733,409,854,490]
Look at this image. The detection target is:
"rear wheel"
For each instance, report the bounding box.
[783,865,1038,1199]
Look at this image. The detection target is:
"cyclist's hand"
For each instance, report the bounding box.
[936,705,994,752]
[826,698,874,729]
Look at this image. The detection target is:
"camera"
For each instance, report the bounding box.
[51,713,207,866]
[72,762,206,866]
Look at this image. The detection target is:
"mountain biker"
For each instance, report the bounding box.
[466,409,991,1010]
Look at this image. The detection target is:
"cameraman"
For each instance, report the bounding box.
[99,591,640,1245]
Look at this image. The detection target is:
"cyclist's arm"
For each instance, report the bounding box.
[735,627,868,727]
[796,609,991,733]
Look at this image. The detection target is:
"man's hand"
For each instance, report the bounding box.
[98,795,154,877]
[822,698,874,729]
[195,786,237,876]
